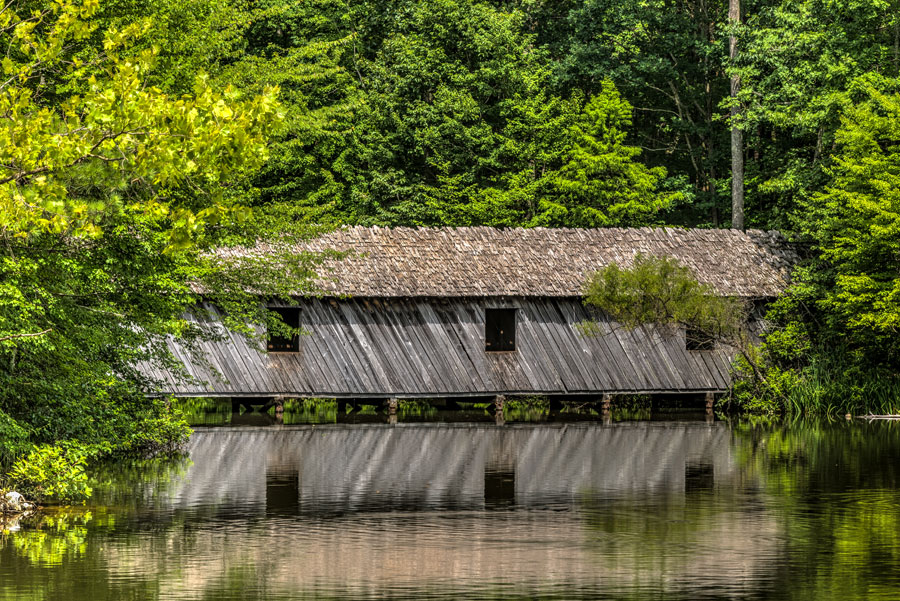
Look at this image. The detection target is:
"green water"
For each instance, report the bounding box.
[2,414,900,600]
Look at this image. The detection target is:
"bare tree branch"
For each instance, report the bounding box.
[0,328,52,342]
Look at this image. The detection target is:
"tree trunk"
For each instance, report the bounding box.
[893,0,900,73]
[729,0,744,230]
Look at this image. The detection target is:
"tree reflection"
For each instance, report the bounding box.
[733,418,900,600]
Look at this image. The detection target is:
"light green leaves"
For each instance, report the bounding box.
[545,83,676,227]
[6,445,92,503]
[810,87,900,338]
[0,0,282,249]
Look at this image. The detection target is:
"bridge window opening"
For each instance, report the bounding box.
[685,328,715,351]
[267,307,300,352]
[685,461,715,492]
[266,465,300,515]
[485,308,516,352]
[484,468,516,509]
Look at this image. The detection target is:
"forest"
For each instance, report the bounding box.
[0,0,899,495]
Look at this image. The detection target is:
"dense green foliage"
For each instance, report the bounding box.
[550,0,730,224]
[733,86,900,414]
[0,0,324,497]
[735,0,900,228]
[583,254,748,345]
[206,0,679,226]
[6,445,92,503]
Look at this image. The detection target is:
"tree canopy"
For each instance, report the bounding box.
[0,0,312,478]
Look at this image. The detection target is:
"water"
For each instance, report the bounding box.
[3,415,900,600]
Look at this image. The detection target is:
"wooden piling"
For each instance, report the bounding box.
[601,393,612,413]
[494,395,506,426]
[705,391,715,414]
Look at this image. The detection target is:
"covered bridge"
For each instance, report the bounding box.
[142,227,794,400]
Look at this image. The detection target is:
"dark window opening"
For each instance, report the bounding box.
[267,307,300,352]
[685,461,715,492]
[686,328,715,351]
[266,466,300,515]
[485,308,516,352]
[484,468,515,509]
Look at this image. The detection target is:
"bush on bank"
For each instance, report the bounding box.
[5,446,92,504]
[0,398,191,504]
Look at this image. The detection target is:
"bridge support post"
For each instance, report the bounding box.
[601,393,612,413]
[705,392,715,415]
[601,394,612,425]
[386,398,399,425]
[493,395,506,426]
[274,405,284,424]
[273,397,285,422]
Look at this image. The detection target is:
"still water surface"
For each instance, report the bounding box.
[3,413,900,600]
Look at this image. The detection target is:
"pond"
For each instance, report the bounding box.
[3,409,900,600]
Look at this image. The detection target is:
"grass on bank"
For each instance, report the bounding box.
[732,347,900,417]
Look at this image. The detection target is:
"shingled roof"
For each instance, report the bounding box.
[231,226,795,298]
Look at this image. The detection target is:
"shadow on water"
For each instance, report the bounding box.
[178,397,666,428]
[4,416,900,600]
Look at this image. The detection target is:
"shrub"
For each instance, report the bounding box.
[0,410,30,467]
[731,344,900,416]
[127,401,192,458]
[6,445,93,504]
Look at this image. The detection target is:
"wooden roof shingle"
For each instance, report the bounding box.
[221,226,795,298]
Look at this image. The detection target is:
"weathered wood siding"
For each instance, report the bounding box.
[141,298,735,397]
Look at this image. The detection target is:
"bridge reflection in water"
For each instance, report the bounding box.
[170,422,735,514]
[89,422,781,600]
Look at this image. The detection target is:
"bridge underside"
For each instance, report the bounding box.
[139,297,735,398]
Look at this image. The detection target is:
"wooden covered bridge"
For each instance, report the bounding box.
[140,226,794,406]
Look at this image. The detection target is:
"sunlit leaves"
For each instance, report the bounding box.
[734,0,900,225]
[809,87,900,340]
[545,84,677,227]
[553,0,729,225]
[0,0,302,467]
[0,0,281,247]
